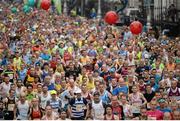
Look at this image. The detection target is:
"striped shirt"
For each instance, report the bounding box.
[47,98,62,113]
[69,97,88,118]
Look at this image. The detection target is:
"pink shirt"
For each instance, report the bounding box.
[146,110,164,120]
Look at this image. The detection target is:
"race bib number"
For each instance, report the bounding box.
[76,105,83,112]
[96,115,104,120]
[132,103,140,113]
[147,103,151,109]
[8,104,15,111]
[96,113,103,120]
[148,116,156,120]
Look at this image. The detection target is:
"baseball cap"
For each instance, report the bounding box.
[93,91,100,96]
[158,98,166,103]
[109,68,115,73]
[75,89,82,94]
[50,90,57,95]
[150,76,155,79]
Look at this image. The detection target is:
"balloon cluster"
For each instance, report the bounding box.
[104,11,143,35]
[11,0,51,14]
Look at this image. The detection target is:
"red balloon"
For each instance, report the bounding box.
[41,0,51,10]
[130,21,143,35]
[104,11,119,24]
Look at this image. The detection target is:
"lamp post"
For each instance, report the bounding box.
[97,0,102,19]
[146,0,151,30]
[81,0,84,16]
[63,0,68,15]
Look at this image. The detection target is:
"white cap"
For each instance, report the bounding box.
[144,54,149,59]
[103,46,107,49]
[75,88,82,94]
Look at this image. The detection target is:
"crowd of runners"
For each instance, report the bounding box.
[0,1,180,120]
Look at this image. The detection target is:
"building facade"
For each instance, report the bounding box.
[153,0,179,22]
[128,0,141,8]
[127,0,179,36]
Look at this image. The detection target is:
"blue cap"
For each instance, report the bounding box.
[109,68,116,73]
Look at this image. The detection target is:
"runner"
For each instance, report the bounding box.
[3,89,16,120]
[39,85,51,110]
[90,91,106,120]
[104,104,119,120]
[29,98,43,120]
[46,90,62,116]
[68,89,89,120]
[41,105,58,120]
[146,101,164,120]
[15,93,31,120]
[129,85,147,117]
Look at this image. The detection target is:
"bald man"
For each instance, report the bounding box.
[167,80,180,100]
[163,112,172,120]
[172,110,180,120]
